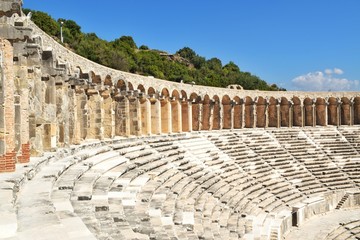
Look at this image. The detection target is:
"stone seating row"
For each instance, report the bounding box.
[325,220,360,240]
[3,128,360,239]
[268,128,357,190]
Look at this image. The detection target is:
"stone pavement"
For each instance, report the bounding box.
[284,208,360,240]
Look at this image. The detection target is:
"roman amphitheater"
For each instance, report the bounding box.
[1,1,360,239]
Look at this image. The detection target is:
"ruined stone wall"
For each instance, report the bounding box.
[0,1,360,172]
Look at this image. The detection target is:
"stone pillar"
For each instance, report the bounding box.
[188,101,193,132]
[324,99,329,126]
[350,98,354,126]
[160,98,171,133]
[74,89,88,144]
[289,101,293,128]
[312,99,316,127]
[150,98,161,134]
[198,102,203,131]
[12,57,30,162]
[230,101,235,129]
[276,100,281,128]
[337,98,341,126]
[87,90,103,139]
[264,99,269,128]
[18,87,30,163]
[181,99,189,132]
[140,97,151,135]
[171,98,182,133]
[114,94,130,136]
[241,99,246,128]
[219,102,224,130]
[101,90,115,139]
[300,102,305,127]
[68,88,76,145]
[0,39,16,172]
[253,99,257,128]
[129,96,142,136]
[209,101,214,130]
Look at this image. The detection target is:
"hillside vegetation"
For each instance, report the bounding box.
[23,9,285,91]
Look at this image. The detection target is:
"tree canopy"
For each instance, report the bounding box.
[23,8,285,91]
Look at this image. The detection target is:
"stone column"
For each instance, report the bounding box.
[188,101,193,132]
[289,101,293,128]
[162,98,172,133]
[74,89,88,143]
[276,99,281,128]
[209,100,214,130]
[230,100,235,130]
[101,90,115,139]
[198,102,203,131]
[128,93,142,136]
[114,93,131,136]
[312,99,316,127]
[241,99,246,128]
[300,101,305,127]
[87,89,103,140]
[140,96,151,135]
[350,98,354,126]
[150,97,161,134]
[253,99,257,128]
[171,98,182,133]
[265,99,269,128]
[0,40,16,172]
[324,99,329,126]
[337,98,341,126]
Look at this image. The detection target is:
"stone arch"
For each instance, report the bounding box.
[90,71,101,84]
[315,98,327,126]
[190,93,201,131]
[292,97,302,127]
[233,96,242,129]
[268,97,278,127]
[148,87,156,96]
[222,95,232,129]
[354,97,360,125]
[212,95,221,130]
[128,82,134,91]
[117,79,127,92]
[244,96,254,128]
[341,97,351,125]
[137,84,146,93]
[104,75,112,86]
[171,90,181,133]
[327,97,338,126]
[280,97,290,127]
[256,96,267,128]
[202,95,211,130]
[304,98,314,126]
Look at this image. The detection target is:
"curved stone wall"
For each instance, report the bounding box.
[0,2,360,240]
[0,1,359,172]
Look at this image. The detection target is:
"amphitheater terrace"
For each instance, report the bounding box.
[0,1,359,239]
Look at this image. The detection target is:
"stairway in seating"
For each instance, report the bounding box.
[335,193,349,210]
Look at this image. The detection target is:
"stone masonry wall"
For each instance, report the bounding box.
[0,0,360,172]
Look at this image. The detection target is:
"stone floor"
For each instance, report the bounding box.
[285,208,360,240]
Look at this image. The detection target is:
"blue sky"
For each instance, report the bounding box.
[23,0,360,91]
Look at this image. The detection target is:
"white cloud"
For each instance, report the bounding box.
[334,68,344,75]
[292,69,359,91]
[325,69,333,75]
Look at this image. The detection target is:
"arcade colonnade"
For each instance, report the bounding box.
[1,37,360,174]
